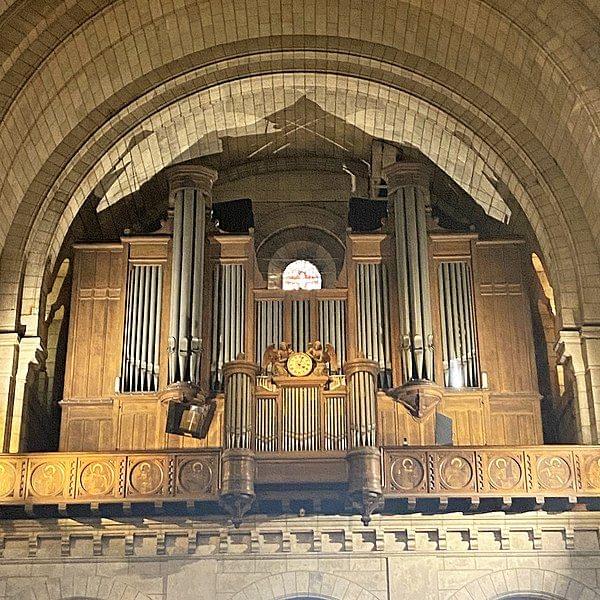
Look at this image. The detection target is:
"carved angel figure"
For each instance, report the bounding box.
[308,340,338,375]
[263,341,291,375]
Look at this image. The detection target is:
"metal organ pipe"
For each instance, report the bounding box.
[318,299,347,372]
[438,261,480,388]
[223,359,258,449]
[355,263,392,386]
[384,162,435,383]
[345,358,378,447]
[120,264,163,393]
[166,165,217,386]
[211,264,247,387]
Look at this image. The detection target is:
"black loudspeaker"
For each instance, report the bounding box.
[166,401,215,440]
[435,412,453,446]
[212,198,254,233]
[348,197,388,232]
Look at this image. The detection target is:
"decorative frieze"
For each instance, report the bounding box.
[0,513,599,559]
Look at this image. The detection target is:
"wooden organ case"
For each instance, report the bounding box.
[59,163,544,522]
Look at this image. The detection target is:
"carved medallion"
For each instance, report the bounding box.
[80,461,115,496]
[390,456,425,491]
[537,456,571,489]
[586,455,600,489]
[178,459,213,494]
[439,456,473,490]
[0,461,16,497]
[129,460,163,495]
[30,462,65,497]
[488,456,522,490]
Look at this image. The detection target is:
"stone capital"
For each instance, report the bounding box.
[383,161,433,194]
[166,164,218,198]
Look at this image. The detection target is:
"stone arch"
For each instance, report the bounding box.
[9,574,154,600]
[446,568,600,600]
[4,65,594,333]
[0,1,597,335]
[229,571,381,600]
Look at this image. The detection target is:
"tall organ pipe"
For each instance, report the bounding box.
[354,264,392,386]
[384,162,435,383]
[345,358,378,447]
[438,261,480,387]
[120,264,163,393]
[166,165,217,386]
[223,359,259,449]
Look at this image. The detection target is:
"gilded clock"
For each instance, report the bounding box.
[286,352,314,377]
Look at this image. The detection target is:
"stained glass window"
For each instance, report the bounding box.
[282,260,322,291]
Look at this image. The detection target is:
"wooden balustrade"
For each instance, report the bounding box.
[382,445,600,498]
[1,445,600,509]
[0,449,220,506]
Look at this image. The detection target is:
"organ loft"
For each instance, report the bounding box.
[2,3,600,598]
[7,142,589,532]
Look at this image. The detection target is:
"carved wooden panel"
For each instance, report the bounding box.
[117,397,161,450]
[473,241,538,394]
[126,455,170,498]
[440,394,489,446]
[477,450,527,494]
[377,391,490,446]
[0,450,221,505]
[383,446,600,498]
[59,402,115,451]
[489,395,543,445]
[64,244,125,399]
[76,456,125,499]
[526,449,576,493]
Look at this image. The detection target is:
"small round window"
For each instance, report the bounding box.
[282,260,322,291]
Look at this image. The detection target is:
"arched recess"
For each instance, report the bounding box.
[0,4,596,335]
[9,574,154,600]
[446,568,600,600]
[229,571,381,600]
[3,65,593,334]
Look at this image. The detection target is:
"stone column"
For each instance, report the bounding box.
[345,357,383,524]
[166,165,217,388]
[0,333,43,452]
[384,161,435,383]
[557,327,600,444]
[220,357,259,526]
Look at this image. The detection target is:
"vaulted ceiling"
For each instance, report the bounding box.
[0,0,598,332]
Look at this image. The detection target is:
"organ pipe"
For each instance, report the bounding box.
[438,261,480,387]
[223,359,259,449]
[166,165,217,386]
[255,300,284,372]
[120,264,163,393]
[318,300,347,374]
[384,162,435,383]
[345,358,378,447]
[354,263,392,387]
[210,263,247,387]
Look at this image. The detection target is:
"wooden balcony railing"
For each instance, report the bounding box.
[0,445,600,509]
[0,449,221,507]
[382,445,600,499]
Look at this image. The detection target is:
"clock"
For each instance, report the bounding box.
[286,352,314,377]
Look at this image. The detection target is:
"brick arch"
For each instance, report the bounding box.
[229,571,381,600]
[446,568,600,600]
[9,574,154,600]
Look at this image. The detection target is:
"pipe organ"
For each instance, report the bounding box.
[59,161,543,464]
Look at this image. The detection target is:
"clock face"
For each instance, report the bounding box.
[286,352,314,377]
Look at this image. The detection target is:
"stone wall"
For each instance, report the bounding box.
[2,512,600,599]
